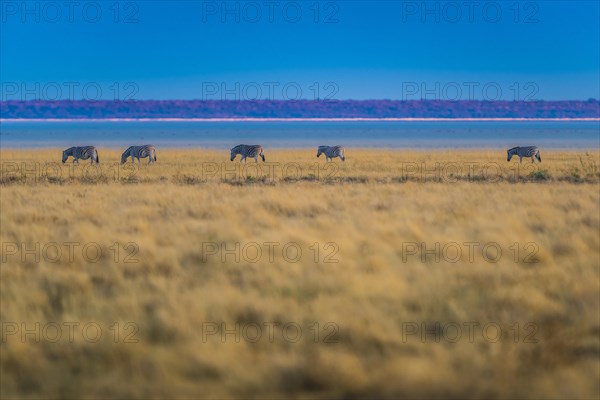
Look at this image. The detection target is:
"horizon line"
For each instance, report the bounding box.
[2,118,599,123]
[1,99,599,103]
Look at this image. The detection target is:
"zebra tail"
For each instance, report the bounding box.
[537,152,541,162]
[96,151,100,163]
[154,149,157,161]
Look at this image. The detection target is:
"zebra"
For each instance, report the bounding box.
[121,145,157,164]
[62,146,99,164]
[507,146,541,163]
[317,145,345,161]
[230,144,265,163]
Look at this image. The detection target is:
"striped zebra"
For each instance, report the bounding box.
[507,146,541,163]
[317,145,345,161]
[230,144,265,163]
[121,145,157,164]
[62,146,99,164]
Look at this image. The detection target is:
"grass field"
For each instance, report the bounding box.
[1,149,599,399]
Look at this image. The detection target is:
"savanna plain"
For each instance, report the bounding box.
[1,149,599,399]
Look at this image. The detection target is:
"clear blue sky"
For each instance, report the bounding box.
[1,1,599,100]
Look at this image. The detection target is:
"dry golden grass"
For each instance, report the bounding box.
[1,148,599,185]
[1,149,599,399]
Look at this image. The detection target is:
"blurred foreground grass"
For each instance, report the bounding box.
[1,149,599,399]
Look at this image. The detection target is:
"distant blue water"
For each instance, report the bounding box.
[0,120,598,149]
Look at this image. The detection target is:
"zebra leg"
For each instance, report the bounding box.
[255,156,258,163]
[519,156,523,163]
[531,156,535,163]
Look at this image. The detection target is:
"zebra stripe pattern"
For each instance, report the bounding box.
[507,146,541,163]
[62,146,99,164]
[317,145,345,161]
[230,144,265,163]
[121,145,157,164]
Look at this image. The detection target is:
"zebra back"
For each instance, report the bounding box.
[64,146,96,158]
[232,144,263,157]
[509,146,538,157]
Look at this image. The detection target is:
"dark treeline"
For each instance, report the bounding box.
[1,100,598,119]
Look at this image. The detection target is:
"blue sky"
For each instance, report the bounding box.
[1,1,599,100]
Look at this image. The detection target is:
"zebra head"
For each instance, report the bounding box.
[507,147,517,161]
[317,146,326,158]
[61,150,68,163]
[230,148,236,161]
[121,147,132,164]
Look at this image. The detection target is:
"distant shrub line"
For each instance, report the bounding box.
[1,99,599,119]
